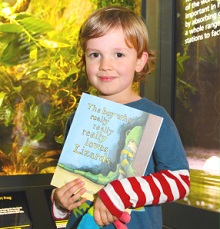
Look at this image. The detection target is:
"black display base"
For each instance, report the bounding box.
[0,174,58,229]
[162,202,219,229]
[0,190,32,228]
[0,174,219,229]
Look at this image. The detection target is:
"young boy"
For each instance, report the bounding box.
[51,6,190,229]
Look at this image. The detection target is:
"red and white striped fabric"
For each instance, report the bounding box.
[98,169,190,219]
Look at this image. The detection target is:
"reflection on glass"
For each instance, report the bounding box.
[175,1,220,213]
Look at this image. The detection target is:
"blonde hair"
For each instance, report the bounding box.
[77,6,156,81]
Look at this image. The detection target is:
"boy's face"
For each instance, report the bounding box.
[85,28,147,102]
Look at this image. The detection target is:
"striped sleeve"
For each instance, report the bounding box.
[52,201,70,220]
[98,169,190,218]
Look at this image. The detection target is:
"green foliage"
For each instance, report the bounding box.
[175,1,198,111]
[0,0,139,175]
[176,52,198,110]
[0,0,92,174]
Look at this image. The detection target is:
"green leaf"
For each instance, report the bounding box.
[29,46,38,60]
[67,67,80,76]
[33,132,46,141]
[0,39,27,65]
[20,17,54,33]
[0,33,16,43]
[0,91,6,107]
[15,13,32,20]
[55,135,64,144]
[39,39,70,48]
[13,85,22,93]
[0,24,23,33]
[4,109,13,126]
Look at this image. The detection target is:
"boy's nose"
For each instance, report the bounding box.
[99,57,113,71]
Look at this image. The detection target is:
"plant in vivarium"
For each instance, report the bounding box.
[0,0,140,175]
[0,0,92,174]
[175,0,198,112]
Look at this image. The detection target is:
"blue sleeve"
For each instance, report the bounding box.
[153,109,189,172]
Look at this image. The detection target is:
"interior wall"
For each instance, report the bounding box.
[141,0,160,104]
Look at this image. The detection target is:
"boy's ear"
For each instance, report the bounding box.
[135,52,148,72]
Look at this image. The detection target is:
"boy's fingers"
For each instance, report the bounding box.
[94,209,114,226]
[54,179,86,211]
[94,209,104,226]
[69,187,86,203]
[55,178,83,197]
[64,179,85,195]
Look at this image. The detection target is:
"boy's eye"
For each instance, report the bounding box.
[89,53,100,58]
[116,53,124,58]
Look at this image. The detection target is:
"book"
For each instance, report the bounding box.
[51,93,163,201]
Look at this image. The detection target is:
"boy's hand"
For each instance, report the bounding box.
[53,178,87,211]
[93,196,117,226]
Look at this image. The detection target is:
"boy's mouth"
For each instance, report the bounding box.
[99,76,116,82]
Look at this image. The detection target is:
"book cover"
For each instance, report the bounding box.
[51,93,163,201]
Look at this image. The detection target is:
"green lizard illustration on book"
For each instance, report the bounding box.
[73,125,143,184]
[74,126,143,229]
